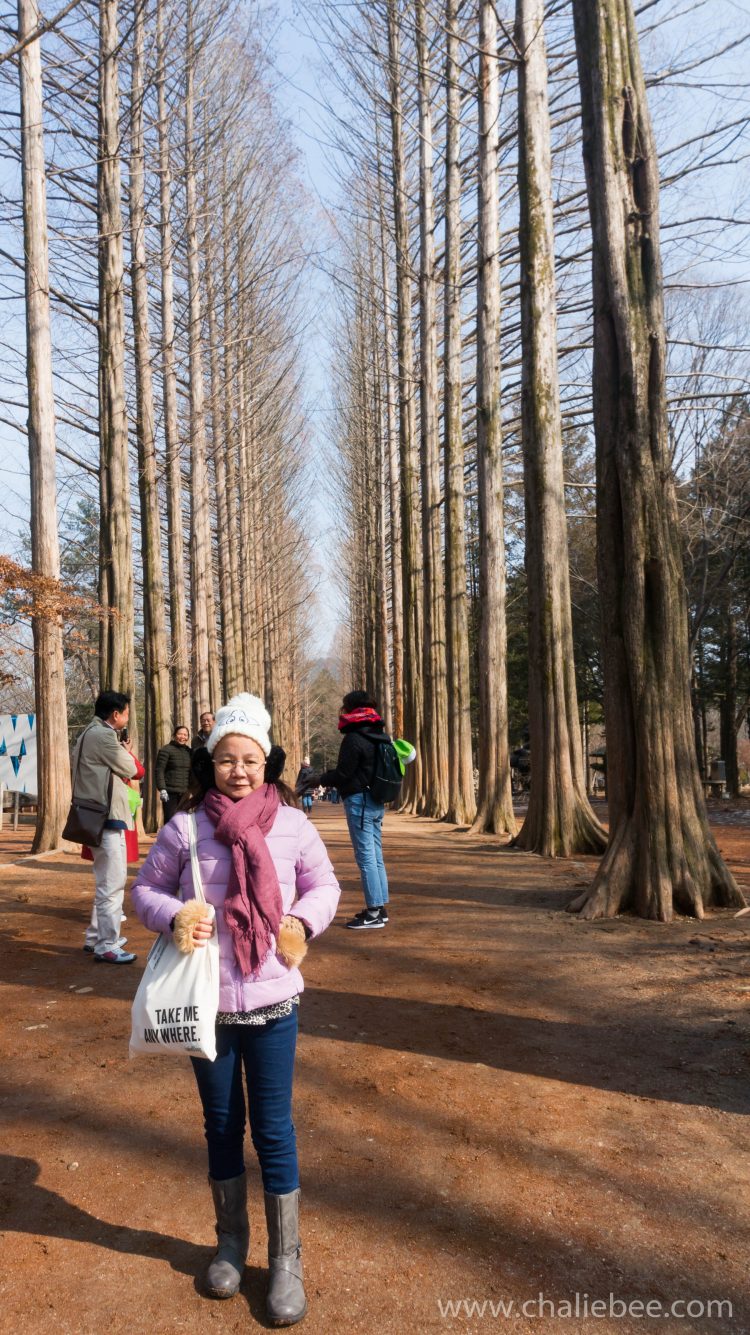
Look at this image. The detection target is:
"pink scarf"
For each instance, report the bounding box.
[203,785,283,977]
[338,706,383,731]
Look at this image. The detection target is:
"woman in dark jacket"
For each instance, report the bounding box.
[312,691,391,930]
[155,726,193,821]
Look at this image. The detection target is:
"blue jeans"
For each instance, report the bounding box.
[343,791,389,909]
[190,1009,298,1193]
[302,794,312,814]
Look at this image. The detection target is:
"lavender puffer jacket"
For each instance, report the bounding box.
[130,804,341,1013]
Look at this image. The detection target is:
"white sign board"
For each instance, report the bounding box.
[0,714,38,796]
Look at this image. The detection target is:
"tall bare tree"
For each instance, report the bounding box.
[514,0,606,856]
[443,0,475,825]
[18,0,71,850]
[376,154,404,736]
[156,0,189,728]
[415,0,449,816]
[97,0,137,746]
[569,0,743,917]
[471,0,515,836]
[130,0,170,829]
[221,163,243,695]
[184,0,212,723]
[387,0,424,808]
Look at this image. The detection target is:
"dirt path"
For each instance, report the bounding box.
[1,806,748,1334]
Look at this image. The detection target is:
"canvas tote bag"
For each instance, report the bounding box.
[130,812,220,1060]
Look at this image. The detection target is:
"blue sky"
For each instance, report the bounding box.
[273,0,347,654]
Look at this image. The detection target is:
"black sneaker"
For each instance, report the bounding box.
[378,906,389,923]
[345,909,385,930]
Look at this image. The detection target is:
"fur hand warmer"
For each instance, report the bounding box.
[172,899,211,953]
[276,914,308,968]
[172,901,309,969]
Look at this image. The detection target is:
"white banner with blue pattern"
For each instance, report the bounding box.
[0,714,37,795]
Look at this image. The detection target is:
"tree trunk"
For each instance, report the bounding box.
[720,588,739,797]
[221,176,243,694]
[377,164,404,737]
[691,669,704,780]
[130,0,170,831]
[356,277,378,698]
[157,0,189,728]
[514,0,606,856]
[470,0,516,837]
[415,0,449,818]
[185,0,212,724]
[236,251,257,692]
[582,696,591,795]
[570,0,743,917]
[18,0,71,851]
[387,0,424,809]
[97,0,137,748]
[202,161,236,702]
[443,0,476,826]
[370,242,393,727]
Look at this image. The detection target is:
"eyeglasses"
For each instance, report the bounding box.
[212,758,265,774]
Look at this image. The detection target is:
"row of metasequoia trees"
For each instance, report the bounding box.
[323,0,749,918]
[10,0,313,846]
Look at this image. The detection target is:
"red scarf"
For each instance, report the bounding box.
[203,785,282,977]
[338,706,383,731]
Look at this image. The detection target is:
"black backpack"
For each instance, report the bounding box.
[366,733,403,804]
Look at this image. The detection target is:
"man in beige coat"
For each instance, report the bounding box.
[73,691,140,963]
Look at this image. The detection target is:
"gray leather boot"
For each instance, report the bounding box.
[205,1172,250,1298]
[264,1188,307,1325]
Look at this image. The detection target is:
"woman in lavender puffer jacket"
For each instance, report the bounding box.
[131,694,340,1328]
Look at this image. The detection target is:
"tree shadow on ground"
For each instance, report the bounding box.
[5,860,93,877]
[298,1052,749,1240]
[3,1102,746,1331]
[300,988,750,1117]
[294,1058,750,1321]
[2,1035,748,1333]
[298,1126,748,1333]
[0,1154,271,1324]
[3,922,746,1116]
[0,929,145,1002]
[0,899,93,925]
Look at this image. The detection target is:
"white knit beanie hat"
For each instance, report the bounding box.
[206,693,272,757]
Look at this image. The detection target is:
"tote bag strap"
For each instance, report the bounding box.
[70,723,113,812]
[71,721,96,791]
[186,812,207,906]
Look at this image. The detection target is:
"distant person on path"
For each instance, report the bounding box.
[156,725,193,821]
[192,710,215,752]
[74,690,141,964]
[131,693,340,1326]
[295,756,315,815]
[301,690,402,930]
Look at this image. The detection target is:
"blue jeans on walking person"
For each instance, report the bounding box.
[301,793,313,814]
[190,1009,298,1193]
[343,791,389,909]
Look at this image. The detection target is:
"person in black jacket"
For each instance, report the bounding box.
[155,726,193,822]
[302,690,390,930]
[191,710,215,752]
[295,756,315,815]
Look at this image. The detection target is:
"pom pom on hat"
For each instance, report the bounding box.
[206,693,272,757]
